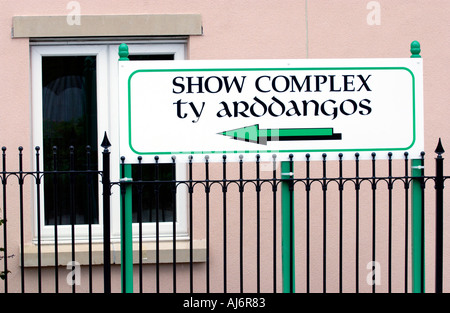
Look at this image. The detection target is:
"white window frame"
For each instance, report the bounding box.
[31,40,188,243]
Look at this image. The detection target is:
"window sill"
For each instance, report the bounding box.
[22,239,206,267]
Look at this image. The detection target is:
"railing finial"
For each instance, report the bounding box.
[119,43,129,61]
[435,138,445,157]
[101,132,111,149]
[410,40,421,58]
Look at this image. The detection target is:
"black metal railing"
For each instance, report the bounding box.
[0,144,104,293]
[0,135,448,293]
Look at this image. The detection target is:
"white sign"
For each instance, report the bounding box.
[118,58,423,163]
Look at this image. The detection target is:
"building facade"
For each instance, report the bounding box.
[1,0,450,293]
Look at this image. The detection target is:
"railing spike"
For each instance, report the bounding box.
[435,138,445,156]
[101,132,111,149]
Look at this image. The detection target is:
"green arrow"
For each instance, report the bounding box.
[218,124,342,145]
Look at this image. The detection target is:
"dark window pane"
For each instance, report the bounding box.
[42,56,98,225]
[128,54,174,61]
[131,164,175,223]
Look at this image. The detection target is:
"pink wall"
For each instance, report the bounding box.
[1,0,450,293]
[3,0,449,159]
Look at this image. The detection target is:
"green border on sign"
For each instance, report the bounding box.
[127,66,417,156]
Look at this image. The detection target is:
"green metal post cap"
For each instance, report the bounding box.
[119,43,129,61]
[410,41,421,58]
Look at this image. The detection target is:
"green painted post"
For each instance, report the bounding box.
[118,44,133,293]
[411,157,425,293]
[120,163,134,293]
[281,157,295,293]
[410,40,425,293]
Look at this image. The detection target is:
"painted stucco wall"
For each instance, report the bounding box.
[0,0,449,293]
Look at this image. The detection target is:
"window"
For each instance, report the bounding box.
[31,41,188,243]
[42,55,99,226]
